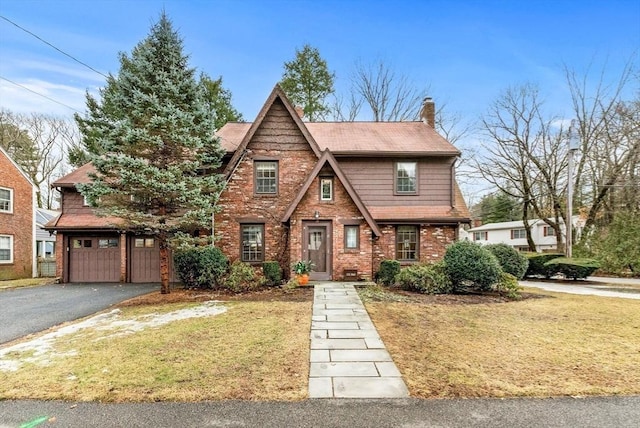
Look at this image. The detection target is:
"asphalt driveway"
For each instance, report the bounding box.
[0,283,158,344]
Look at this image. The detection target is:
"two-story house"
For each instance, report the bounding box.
[0,146,37,280]
[46,85,470,283]
[467,217,583,252]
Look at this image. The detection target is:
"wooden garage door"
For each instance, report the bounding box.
[130,236,161,283]
[69,237,120,282]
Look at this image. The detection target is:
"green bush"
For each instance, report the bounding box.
[543,257,600,280]
[223,261,264,292]
[486,244,529,279]
[173,246,228,289]
[395,262,452,294]
[376,260,401,286]
[495,272,522,299]
[524,253,563,278]
[262,261,282,286]
[443,240,502,291]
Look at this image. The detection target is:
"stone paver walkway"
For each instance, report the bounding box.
[308,282,409,398]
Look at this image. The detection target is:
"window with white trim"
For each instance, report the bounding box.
[320,178,333,201]
[395,162,417,194]
[543,226,556,237]
[511,229,526,239]
[0,187,12,213]
[0,235,13,263]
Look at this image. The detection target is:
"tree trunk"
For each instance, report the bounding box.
[159,232,170,294]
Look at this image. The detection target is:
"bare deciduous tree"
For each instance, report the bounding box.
[0,109,78,209]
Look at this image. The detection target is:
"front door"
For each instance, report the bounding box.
[303,222,332,280]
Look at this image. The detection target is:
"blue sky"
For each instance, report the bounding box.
[1,0,637,120]
[0,0,638,199]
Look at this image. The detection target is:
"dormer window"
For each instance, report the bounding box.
[320,178,333,201]
[395,161,417,194]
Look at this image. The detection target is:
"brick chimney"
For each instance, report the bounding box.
[420,97,435,128]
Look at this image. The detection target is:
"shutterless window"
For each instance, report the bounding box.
[241,224,264,262]
[320,178,333,201]
[511,229,526,239]
[255,161,278,194]
[396,225,418,260]
[0,235,12,263]
[396,162,417,194]
[0,187,12,213]
[344,225,359,249]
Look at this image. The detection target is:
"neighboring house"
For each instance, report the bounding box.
[0,146,37,280]
[36,208,59,277]
[467,218,583,252]
[46,84,470,283]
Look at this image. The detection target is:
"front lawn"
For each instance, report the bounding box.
[363,286,640,398]
[0,293,311,402]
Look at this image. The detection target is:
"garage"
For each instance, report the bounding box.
[129,236,177,283]
[69,236,120,282]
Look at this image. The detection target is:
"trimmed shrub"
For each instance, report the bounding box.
[486,244,529,279]
[174,246,228,289]
[544,257,600,280]
[524,253,563,278]
[495,272,522,299]
[223,261,265,292]
[396,262,452,294]
[376,260,401,286]
[262,261,282,287]
[444,240,502,291]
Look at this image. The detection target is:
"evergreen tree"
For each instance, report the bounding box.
[75,13,224,294]
[280,44,335,122]
[199,73,243,129]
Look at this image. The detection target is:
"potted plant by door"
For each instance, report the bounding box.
[292,260,314,285]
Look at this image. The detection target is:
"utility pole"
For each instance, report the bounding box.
[566,120,580,258]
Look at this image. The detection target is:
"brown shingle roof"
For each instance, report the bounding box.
[45,213,123,230]
[53,163,95,188]
[216,121,460,156]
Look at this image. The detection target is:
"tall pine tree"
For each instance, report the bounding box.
[75,13,223,294]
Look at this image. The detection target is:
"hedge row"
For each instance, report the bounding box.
[525,253,600,279]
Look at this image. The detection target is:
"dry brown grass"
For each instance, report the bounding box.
[0,300,311,402]
[365,288,640,398]
[0,277,55,290]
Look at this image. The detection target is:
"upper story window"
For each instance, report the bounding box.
[255,161,278,194]
[473,231,488,241]
[396,225,418,260]
[395,162,417,194]
[320,178,333,201]
[511,229,526,239]
[543,226,555,237]
[0,187,13,213]
[0,235,13,263]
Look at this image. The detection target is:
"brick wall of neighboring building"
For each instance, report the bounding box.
[372,224,457,275]
[289,175,374,281]
[0,151,34,280]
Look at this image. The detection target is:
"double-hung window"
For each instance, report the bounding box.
[396,225,418,260]
[511,229,526,239]
[473,231,488,241]
[241,224,264,262]
[0,235,13,263]
[395,162,417,194]
[0,187,12,213]
[344,225,359,250]
[255,161,278,194]
[320,178,333,201]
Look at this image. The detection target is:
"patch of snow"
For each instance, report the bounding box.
[0,301,226,372]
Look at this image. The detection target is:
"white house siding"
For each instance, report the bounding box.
[467,219,577,253]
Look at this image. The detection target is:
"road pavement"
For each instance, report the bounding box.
[0,283,158,344]
[1,396,639,427]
